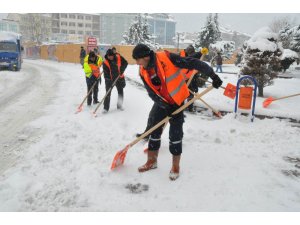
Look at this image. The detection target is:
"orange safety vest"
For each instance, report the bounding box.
[140,51,189,106]
[103,54,124,80]
[89,64,100,78]
[179,50,186,57]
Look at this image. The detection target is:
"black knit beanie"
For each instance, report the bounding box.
[132,44,151,59]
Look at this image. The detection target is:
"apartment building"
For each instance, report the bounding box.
[100,13,176,46]
[51,13,100,42]
[0,19,19,33]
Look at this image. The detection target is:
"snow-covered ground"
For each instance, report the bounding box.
[0,59,300,211]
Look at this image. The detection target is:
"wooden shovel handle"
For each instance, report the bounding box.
[93,74,121,114]
[77,71,103,109]
[129,86,214,147]
[198,77,227,90]
[274,93,300,101]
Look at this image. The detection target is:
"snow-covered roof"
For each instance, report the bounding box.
[0,31,21,42]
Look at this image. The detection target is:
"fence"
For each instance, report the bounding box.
[24,43,236,65]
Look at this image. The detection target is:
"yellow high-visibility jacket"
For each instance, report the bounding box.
[83,54,103,78]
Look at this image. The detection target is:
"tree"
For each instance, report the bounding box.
[122,14,158,49]
[240,27,283,97]
[290,25,300,53]
[20,14,51,44]
[279,24,293,49]
[194,13,221,50]
[269,16,296,33]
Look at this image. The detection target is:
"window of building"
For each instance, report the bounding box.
[78,31,84,35]
[86,31,91,35]
[69,14,76,19]
[8,24,18,32]
[52,21,59,27]
[69,30,76,34]
[69,22,76,26]
[0,23,7,31]
[85,23,91,28]
[85,16,92,20]
[78,23,83,28]
[77,15,84,20]
[52,14,60,19]
[61,14,68,18]
[61,22,67,26]
[61,29,68,34]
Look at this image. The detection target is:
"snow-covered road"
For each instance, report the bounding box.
[0,60,299,212]
[0,61,60,174]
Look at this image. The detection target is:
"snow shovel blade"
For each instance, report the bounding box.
[223,83,236,99]
[263,97,274,108]
[213,111,222,118]
[75,105,83,114]
[92,111,98,118]
[111,145,130,170]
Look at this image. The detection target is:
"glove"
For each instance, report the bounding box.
[211,73,223,89]
[166,104,180,117]
[117,77,126,88]
[201,47,209,55]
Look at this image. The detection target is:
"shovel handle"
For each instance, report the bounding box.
[198,77,227,90]
[274,93,300,101]
[93,74,122,114]
[129,86,214,147]
[77,71,103,110]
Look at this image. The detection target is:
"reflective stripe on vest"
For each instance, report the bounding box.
[140,51,189,106]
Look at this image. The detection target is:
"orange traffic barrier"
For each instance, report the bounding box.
[238,87,253,110]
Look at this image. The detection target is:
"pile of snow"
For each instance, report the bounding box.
[0,31,21,43]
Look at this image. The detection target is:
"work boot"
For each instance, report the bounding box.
[93,100,100,104]
[138,150,158,172]
[169,155,181,181]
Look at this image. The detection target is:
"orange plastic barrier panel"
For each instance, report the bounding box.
[238,87,253,109]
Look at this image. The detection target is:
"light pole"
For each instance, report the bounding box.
[173,32,184,53]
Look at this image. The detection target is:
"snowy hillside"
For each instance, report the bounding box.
[0,59,300,212]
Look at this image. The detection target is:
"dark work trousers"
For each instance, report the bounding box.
[86,76,100,105]
[103,79,124,111]
[187,74,199,111]
[142,103,156,134]
[148,103,184,156]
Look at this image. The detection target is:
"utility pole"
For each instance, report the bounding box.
[174,32,184,53]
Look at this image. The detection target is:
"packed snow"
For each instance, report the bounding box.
[0,59,300,212]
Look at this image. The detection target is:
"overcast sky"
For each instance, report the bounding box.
[1,13,299,35]
[172,13,300,34]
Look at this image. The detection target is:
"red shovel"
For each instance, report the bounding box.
[198,77,236,99]
[263,93,300,108]
[111,85,214,170]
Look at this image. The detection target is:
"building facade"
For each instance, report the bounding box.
[51,13,100,42]
[6,13,176,46]
[0,19,19,33]
[99,13,176,46]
